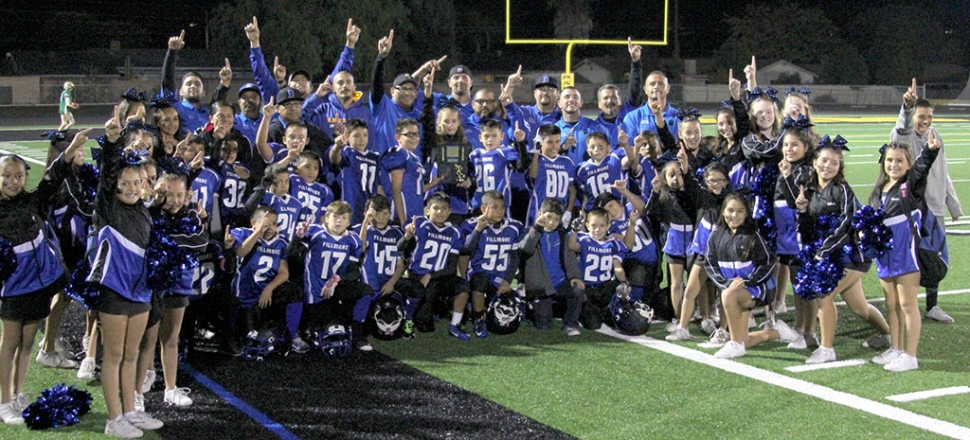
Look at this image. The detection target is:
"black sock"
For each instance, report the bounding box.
[925,287,938,311]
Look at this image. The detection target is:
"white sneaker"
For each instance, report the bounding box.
[884,353,919,372]
[562,326,581,337]
[787,334,808,350]
[124,410,163,430]
[772,320,799,343]
[105,416,143,438]
[0,402,24,425]
[77,357,97,380]
[665,318,680,333]
[714,341,746,359]
[806,346,837,364]
[872,347,902,365]
[709,328,730,346]
[691,308,702,322]
[700,319,718,335]
[925,306,955,324]
[773,302,788,314]
[142,370,156,394]
[13,393,27,412]
[134,393,145,413]
[164,387,193,407]
[665,327,692,341]
[36,349,78,369]
[54,337,76,360]
[82,336,91,353]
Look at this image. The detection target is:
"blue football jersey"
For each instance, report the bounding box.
[303,224,363,304]
[261,193,307,241]
[460,218,523,287]
[528,154,575,224]
[219,161,249,224]
[289,175,334,223]
[469,146,519,210]
[360,224,404,293]
[576,154,626,211]
[577,233,627,286]
[408,217,462,276]
[336,146,381,224]
[191,167,222,219]
[610,218,659,265]
[230,227,288,308]
[381,146,426,222]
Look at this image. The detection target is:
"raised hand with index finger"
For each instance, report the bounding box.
[220,58,233,87]
[377,29,394,59]
[903,78,918,109]
[627,37,642,62]
[245,16,260,46]
[346,18,361,48]
[168,30,185,51]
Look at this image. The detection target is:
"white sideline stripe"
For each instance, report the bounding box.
[835,288,970,306]
[855,179,970,188]
[785,359,868,373]
[886,386,970,403]
[0,147,47,165]
[598,327,970,440]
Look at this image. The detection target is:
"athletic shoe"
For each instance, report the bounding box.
[0,402,24,425]
[665,327,692,341]
[804,332,820,349]
[142,370,156,394]
[82,336,91,353]
[700,319,718,336]
[77,357,97,380]
[862,333,891,349]
[12,393,27,412]
[709,329,730,346]
[134,393,145,413]
[125,411,163,430]
[872,347,902,365]
[925,306,955,324]
[53,337,76,361]
[163,388,193,407]
[773,320,799,343]
[664,318,680,333]
[291,338,310,354]
[773,302,788,314]
[473,319,488,339]
[714,341,746,359]
[691,308,702,322]
[884,353,919,372]
[448,324,471,341]
[105,416,142,438]
[36,349,77,369]
[747,316,756,329]
[356,337,374,352]
[787,334,808,350]
[403,320,415,340]
[562,326,581,337]
[806,346,837,364]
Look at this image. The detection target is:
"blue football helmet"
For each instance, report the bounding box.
[486,293,522,335]
[314,323,354,358]
[609,290,653,336]
[242,327,288,361]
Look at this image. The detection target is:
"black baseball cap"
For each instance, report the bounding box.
[449,65,472,78]
[289,69,312,83]
[393,73,418,88]
[276,87,303,105]
[534,75,559,90]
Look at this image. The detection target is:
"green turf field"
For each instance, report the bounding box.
[1,117,968,439]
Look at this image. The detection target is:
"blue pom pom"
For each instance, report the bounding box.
[0,238,17,285]
[146,212,203,293]
[77,163,100,202]
[22,384,92,430]
[852,206,894,259]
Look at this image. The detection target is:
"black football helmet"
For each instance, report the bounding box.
[242,327,289,361]
[368,293,406,341]
[609,290,653,336]
[486,293,522,335]
[314,323,354,358]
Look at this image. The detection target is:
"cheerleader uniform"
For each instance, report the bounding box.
[0,157,69,321]
[775,159,813,265]
[687,189,728,265]
[703,223,777,306]
[796,182,872,274]
[869,148,938,279]
[645,170,702,265]
[87,135,153,315]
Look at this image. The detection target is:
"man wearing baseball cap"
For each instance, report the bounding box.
[267,87,336,184]
[426,65,475,120]
[235,83,263,145]
[368,29,425,155]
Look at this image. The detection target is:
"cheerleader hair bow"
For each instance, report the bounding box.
[150,89,177,108]
[653,150,680,171]
[676,107,702,121]
[120,148,149,166]
[877,144,889,164]
[157,156,192,178]
[786,87,811,97]
[121,87,147,102]
[41,130,66,142]
[748,87,779,104]
[818,134,849,152]
[782,114,813,129]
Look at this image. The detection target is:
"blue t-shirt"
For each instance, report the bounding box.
[528,154,575,224]
[408,217,462,276]
[234,113,262,146]
[360,224,403,292]
[555,117,609,165]
[176,100,210,133]
[303,224,363,304]
[468,146,519,210]
[460,219,524,287]
[576,154,626,211]
[577,233,628,286]
[620,104,680,148]
[230,228,288,308]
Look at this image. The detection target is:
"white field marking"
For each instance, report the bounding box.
[0,145,47,165]
[785,359,869,373]
[886,387,970,403]
[835,288,970,306]
[598,327,970,440]
[855,179,970,188]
